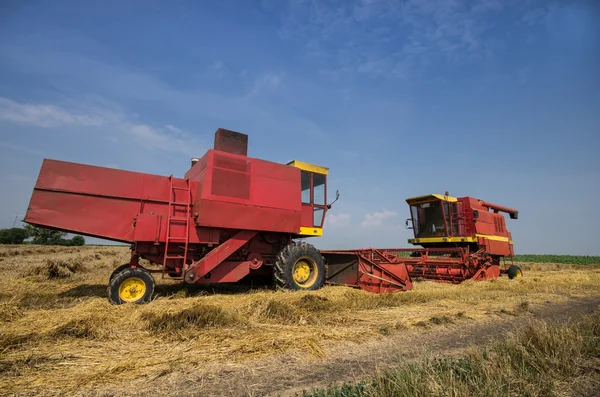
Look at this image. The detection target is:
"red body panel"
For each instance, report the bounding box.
[24,159,224,244]
[187,149,302,233]
[461,197,514,257]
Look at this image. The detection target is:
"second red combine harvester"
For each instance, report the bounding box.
[356,193,523,284]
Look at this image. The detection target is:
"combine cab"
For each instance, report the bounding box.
[24,128,413,304]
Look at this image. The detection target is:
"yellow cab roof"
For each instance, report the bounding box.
[405,193,458,205]
[286,160,329,175]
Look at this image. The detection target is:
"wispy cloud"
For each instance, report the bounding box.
[277,0,552,79]
[360,209,398,228]
[0,141,48,157]
[127,123,200,155]
[0,97,203,157]
[0,97,116,128]
[0,36,329,141]
[325,212,351,227]
[248,73,285,97]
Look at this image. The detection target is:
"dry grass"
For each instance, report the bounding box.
[1,244,600,396]
[301,310,600,397]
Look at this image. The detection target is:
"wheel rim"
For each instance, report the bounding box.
[118,277,146,302]
[516,269,523,278]
[292,258,318,288]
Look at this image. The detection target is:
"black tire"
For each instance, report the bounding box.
[109,264,131,282]
[274,241,326,291]
[507,265,523,279]
[108,267,155,305]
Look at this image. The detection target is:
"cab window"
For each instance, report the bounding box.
[411,201,447,238]
[314,208,324,227]
[313,173,325,206]
[301,171,311,204]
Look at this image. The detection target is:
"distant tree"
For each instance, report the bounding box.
[0,227,30,244]
[21,225,86,246]
[69,236,85,246]
[24,225,68,245]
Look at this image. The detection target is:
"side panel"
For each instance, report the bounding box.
[193,150,302,233]
[24,159,188,243]
[477,237,513,257]
[35,159,171,202]
[195,200,300,233]
[26,190,139,242]
[464,197,513,241]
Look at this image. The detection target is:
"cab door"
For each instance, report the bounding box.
[299,170,327,236]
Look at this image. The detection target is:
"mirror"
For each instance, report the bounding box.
[327,190,340,209]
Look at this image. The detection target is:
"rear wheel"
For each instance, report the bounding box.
[108,267,155,304]
[274,242,326,291]
[507,265,523,279]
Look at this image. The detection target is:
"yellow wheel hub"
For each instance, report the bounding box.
[516,269,523,278]
[292,258,318,288]
[118,277,146,302]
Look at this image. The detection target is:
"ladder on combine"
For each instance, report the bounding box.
[162,175,191,279]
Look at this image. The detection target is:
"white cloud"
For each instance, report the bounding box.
[360,209,398,228]
[0,97,113,128]
[0,97,202,157]
[248,73,284,96]
[325,212,351,227]
[211,60,224,71]
[127,123,201,155]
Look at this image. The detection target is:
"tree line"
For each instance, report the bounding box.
[0,225,85,246]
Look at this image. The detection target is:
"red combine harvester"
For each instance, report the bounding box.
[24,128,413,304]
[368,193,522,283]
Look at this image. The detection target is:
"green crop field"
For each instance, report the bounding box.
[513,255,600,265]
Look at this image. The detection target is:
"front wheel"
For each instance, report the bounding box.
[274,242,326,291]
[108,267,155,304]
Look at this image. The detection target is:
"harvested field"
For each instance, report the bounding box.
[1,244,599,396]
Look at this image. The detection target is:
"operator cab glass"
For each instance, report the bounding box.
[287,160,329,236]
[411,200,448,238]
[301,170,327,228]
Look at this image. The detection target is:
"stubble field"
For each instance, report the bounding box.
[0,245,599,396]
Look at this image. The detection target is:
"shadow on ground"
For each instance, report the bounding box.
[59,284,107,298]
[58,275,276,301]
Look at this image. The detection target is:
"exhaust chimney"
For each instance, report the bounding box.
[191,157,200,168]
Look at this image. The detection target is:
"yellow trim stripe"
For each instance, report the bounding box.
[409,234,513,245]
[298,227,323,236]
[475,234,513,243]
[287,160,329,175]
[409,237,478,244]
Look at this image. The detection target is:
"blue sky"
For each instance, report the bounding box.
[1,0,599,254]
